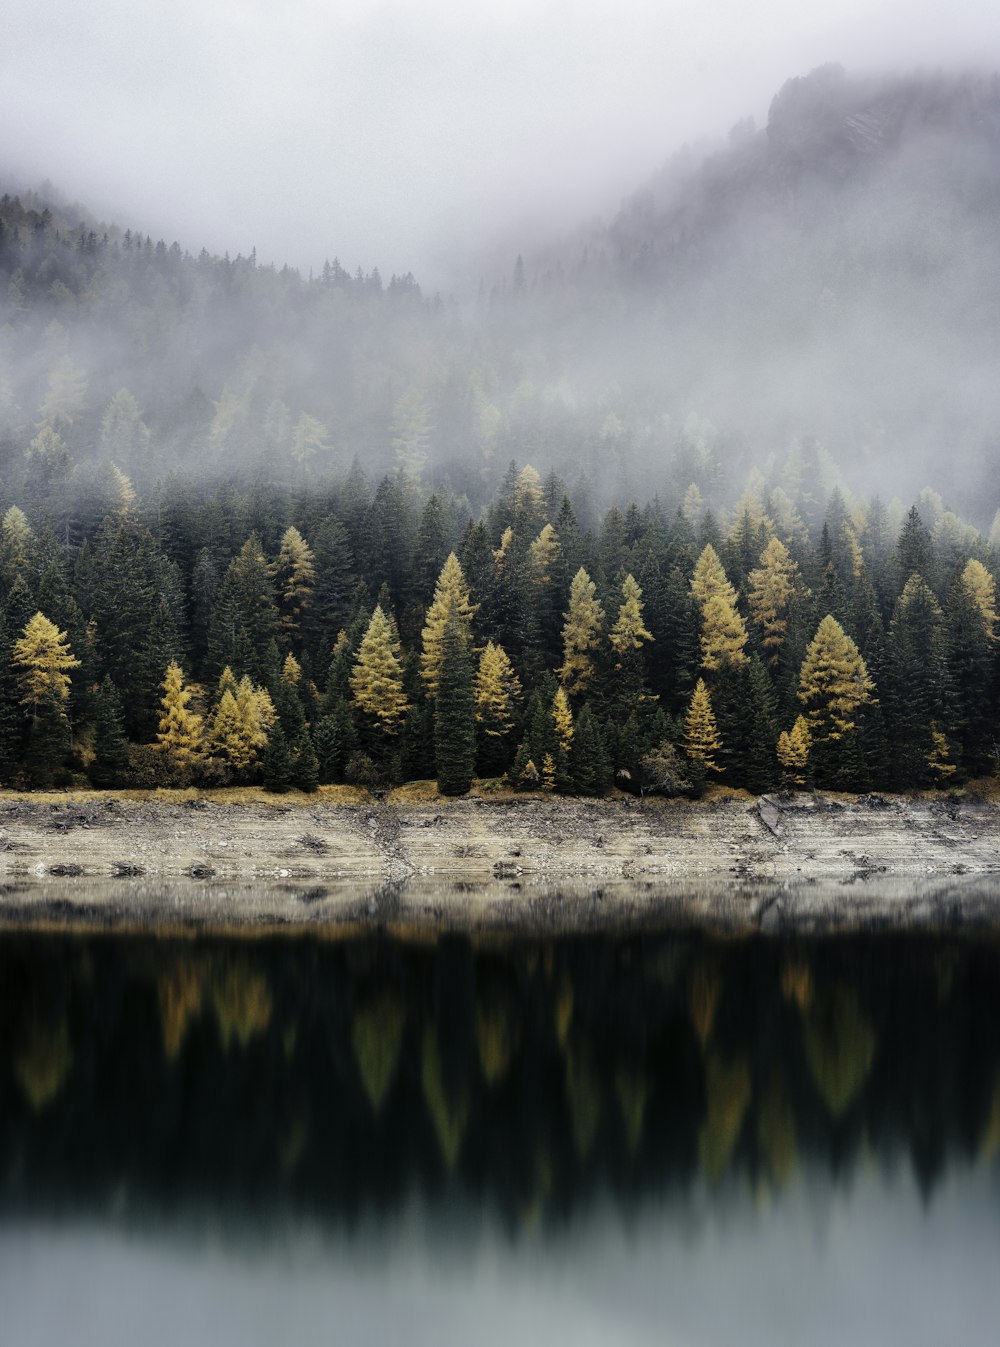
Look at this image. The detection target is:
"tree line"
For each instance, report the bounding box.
[0,459,997,795]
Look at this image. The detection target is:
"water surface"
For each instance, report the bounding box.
[2,891,999,1344]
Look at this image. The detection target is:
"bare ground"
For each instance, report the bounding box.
[0,787,999,934]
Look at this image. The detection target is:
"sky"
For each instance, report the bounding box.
[2,0,999,287]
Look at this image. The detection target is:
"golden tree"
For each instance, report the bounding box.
[13,612,80,712]
[528,523,560,585]
[474,641,521,737]
[776,715,811,786]
[961,558,998,641]
[351,605,410,734]
[608,573,653,664]
[155,660,204,765]
[748,537,803,667]
[690,544,736,608]
[551,686,574,754]
[209,677,276,774]
[274,525,316,640]
[700,592,749,672]
[797,615,874,743]
[559,566,605,696]
[420,553,478,700]
[684,678,723,773]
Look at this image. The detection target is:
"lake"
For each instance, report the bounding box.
[2,894,999,1344]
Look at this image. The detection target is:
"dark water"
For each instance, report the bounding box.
[2,906,1000,1345]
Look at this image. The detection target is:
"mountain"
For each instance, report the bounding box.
[2,66,999,519]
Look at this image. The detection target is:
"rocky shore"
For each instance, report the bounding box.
[0,788,998,934]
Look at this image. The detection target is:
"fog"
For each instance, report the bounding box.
[3,1,1000,284]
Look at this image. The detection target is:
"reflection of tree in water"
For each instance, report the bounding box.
[802,983,877,1119]
[0,929,999,1226]
[352,991,404,1114]
[13,1018,72,1112]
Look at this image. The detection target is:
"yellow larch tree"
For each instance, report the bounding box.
[559,566,605,696]
[274,525,316,641]
[421,553,478,700]
[776,715,811,786]
[281,652,302,686]
[690,544,736,608]
[551,686,574,754]
[961,559,998,641]
[684,678,723,774]
[13,612,80,713]
[155,660,204,765]
[351,605,410,734]
[209,677,277,775]
[608,573,653,665]
[797,615,874,743]
[700,592,749,672]
[748,537,803,667]
[474,641,521,738]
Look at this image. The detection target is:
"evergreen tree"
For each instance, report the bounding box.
[290,727,320,792]
[262,723,292,793]
[886,574,953,787]
[570,704,612,795]
[90,676,129,787]
[435,613,475,795]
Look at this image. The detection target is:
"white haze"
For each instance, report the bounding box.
[3,0,1000,285]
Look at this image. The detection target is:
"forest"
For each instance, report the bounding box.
[0,454,996,797]
[3,67,1000,798]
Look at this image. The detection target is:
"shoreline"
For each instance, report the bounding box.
[0,787,999,934]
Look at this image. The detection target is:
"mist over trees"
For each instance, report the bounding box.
[2,67,1000,521]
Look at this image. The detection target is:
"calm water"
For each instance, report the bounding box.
[2,898,1000,1345]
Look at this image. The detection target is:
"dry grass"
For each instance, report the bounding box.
[0,784,369,807]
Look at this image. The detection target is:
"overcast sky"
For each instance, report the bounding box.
[2,1,998,287]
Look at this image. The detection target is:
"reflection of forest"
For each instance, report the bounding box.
[1,929,999,1227]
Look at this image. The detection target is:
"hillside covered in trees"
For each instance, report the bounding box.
[2,67,1000,517]
[0,456,997,797]
[2,67,1000,797]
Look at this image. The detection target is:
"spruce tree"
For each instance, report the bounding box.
[90,675,129,787]
[435,613,475,795]
[262,723,292,793]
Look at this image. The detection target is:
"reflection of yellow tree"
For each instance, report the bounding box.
[803,983,876,1118]
[698,1050,751,1183]
[158,959,206,1061]
[979,1074,1000,1164]
[475,1000,520,1087]
[554,976,574,1048]
[212,961,273,1051]
[566,1042,603,1160]
[422,1028,469,1168]
[352,992,404,1114]
[616,1066,648,1156]
[14,1019,73,1111]
[757,1069,798,1186]
[689,961,722,1046]
[780,958,813,1012]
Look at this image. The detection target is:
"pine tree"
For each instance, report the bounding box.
[885,574,951,787]
[435,613,475,795]
[350,605,410,735]
[155,660,204,767]
[208,533,279,681]
[684,678,723,774]
[421,553,478,700]
[559,566,605,696]
[262,723,292,793]
[290,727,320,792]
[90,675,129,787]
[570,705,612,796]
[947,564,996,777]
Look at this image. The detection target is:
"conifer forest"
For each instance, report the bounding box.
[2,70,1000,800]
